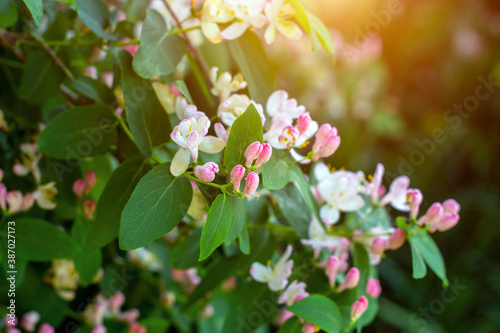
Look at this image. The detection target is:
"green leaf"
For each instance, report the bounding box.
[199,194,233,261]
[0,2,18,28]
[410,241,427,279]
[132,9,186,78]
[409,227,448,286]
[227,31,275,104]
[224,103,263,172]
[273,184,310,238]
[175,80,193,104]
[118,49,172,156]
[71,76,111,104]
[225,197,248,245]
[86,156,151,251]
[23,0,43,27]
[13,218,81,261]
[119,163,193,250]
[262,150,289,190]
[74,0,117,40]
[0,0,10,14]
[396,216,408,231]
[288,164,321,222]
[277,317,303,333]
[38,104,118,159]
[353,243,370,331]
[74,249,102,286]
[238,225,250,255]
[170,227,202,269]
[138,318,170,333]
[287,294,342,333]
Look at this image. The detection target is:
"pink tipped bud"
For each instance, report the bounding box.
[387,228,406,250]
[230,165,245,191]
[128,322,146,333]
[312,124,337,151]
[72,179,86,199]
[85,171,97,193]
[21,193,34,212]
[90,325,107,333]
[278,126,299,147]
[108,292,125,314]
[407,188,423,218]
[302,323,316,333]
[366,278,382,298]
[6,191,23,214]
[350,296,369,320]
[20,311,40,332]
[244,141,263,167]
[38,323,55,333]
[371,237,387,255]
[312,135,341,161]
[5,316,18,327]
[296,114,312,135]
[325,255,339,287]
[243,172,259,198]
[338,267,360,292]
[418,202,443,225]
[0,183,6,210]
[194,162,219,182]
[442,199,460,214]
[82,199,96,220]
[255,143,272,168]
[435,213,460,232]
[119,309,139,324]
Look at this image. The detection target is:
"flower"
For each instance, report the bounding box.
[194,162,219,182]
[300,217,347,257]
[214,122,230,142]
[72,179,86,199]
[200,0,235,43]
[38,323,55,333]
[127,248,161,272]
[33,182,57,210]
[45,259,79,301]
[218,94,265,127]
[250,245,294,291]
[255,143,272,168]
[210,67,247,101]
[244,141,264,167]
[242,172,259,197]
[418,199,460,232]
[350,296,369,320]
[407,188,423,218]
[82,199,96,220]
[230,165,246,191]
[278,280,309,306]
[20,311,40,332]
[366,278,382,298]
[325,256,339,287]
[264,0,303,44]
[380,176,411,212]
[311,124,341,161]
[365,163,385,202]
[220,0,267,40]
[13,143,42,184]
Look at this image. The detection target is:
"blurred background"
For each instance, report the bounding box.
[266,0,500,331]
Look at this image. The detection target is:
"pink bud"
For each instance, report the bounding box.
[6,191,23,214]
[244,141,263,167]
[302,322,316,333]
[0,183,7,210]
[338,267,360,292]
[243,172,259,198]
[230,165,246,191]
[5,316,17,327]
[387,228,406,250]
[21,193,34,212]
[312,132,341,161]
[90,325,107,333]
[255,143,272,168]
[38,323,55,333]
[296,114,312,135]
[371,237,387,255]
[277,310,294,326]
[128,322,146,333]
[72,179,86,199]
[294,294,306,303]
[20,311,40,332]
[350,296,369,320]
[435,213,460,232]
[325,256,339,287]
[442,199,460,214]
[7,329,21,333]
[194,162,219,182]
[119,309,139,324]
[366,278,382,298]
[85,171,97,193]
[82,199,96,220]
[407,188,423,218]
[108,292,125,314]
[418,202,443,226]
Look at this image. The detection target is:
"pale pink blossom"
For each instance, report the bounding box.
[194,162,219,182]
[278,280,309,306]
[366,278,382,298]
[230,165,245,191]
[350,296,369,320]
[337,267,360,292]
[242,172,259,198]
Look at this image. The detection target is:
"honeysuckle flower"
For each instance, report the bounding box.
[230,164,245,191]
[278,125,299,148]
[33,182,57,210]
[418,199,460,232]
[127,248,161,272]
[82,294,107,327]
[255,143,272,168]
[128,322,146,333]
[380,176,410,212]
[220,0,267,40]
[46,259,79,301]
[243,172,259,197]
[407,188,423,218]
[108,292,125,314]
[264,0,302,44]
[311,123,341,161]
[371,237,386,255]
[214,122,230,142]
[13,143,42,184]
[266,90,306,120]
[210,67,247,101]
[21,193,34,212]
[250,245,294,291]
[366,278,382,298]
[317,171,365,226]
[278,280,309,306]
[365,163,385,202]
[244,141,264,167]
[171,268,201,293]
[160,291,176,308]
[351,296,369,320]
[119,309,139,324]
[0,183,7,210]
[6,191,23,214]
[337,267,360,292]
[20,311,40,332]
[170,116,225,176]
[300,217,346,257]
[194,162,219,182]
[218,94,265,127]
[387,228,406,250]
[325,255,339,287]
[201,0,235,43]
[38,323,55,333]
[174,96,188,120]
[82,199,96,219]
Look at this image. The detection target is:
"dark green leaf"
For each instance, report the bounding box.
[139,318,170,333]
[23,0,43,27]
[0,2,18,28]
[225,197,247,245]
[71,76,111,103]
[119,163,193,250]
[287,294,342,333]
[170,228,202,269]
[262,150,289,190]
[273,184,310,238]
[277,317,303,333]
[74,0,117,40]
[199,194,233,261]
[74,249,102,286]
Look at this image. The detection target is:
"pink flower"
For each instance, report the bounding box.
[366,278,382,298]
[278,126,299,148]
[371,237,387,255]
[20,311,40,332]
[302,323,317,333]
[37,323,54,333]
[108,292,125,314]
[0,183,6,210]
[119,309,139,324]
[6,191,23,214]
[82,199,96,220]
[243,172,259,198]
[418,199,460,232]
[407,188,423,218]
[350,296,369,320]
[194,162,219,182]
[250,245,294,291]
[325,255,339,287]
[230,165,245,191]
[278,280,309,306]
[85,171,97,193]
[255,143,272,168]
[311,124,341,161]
[119,38,139,56]
[387,228,406,250]
[72,179,86,199]
[244,141,263,167]
[380,176,411,212]
[128,322,146,333]
[337,267,360,292]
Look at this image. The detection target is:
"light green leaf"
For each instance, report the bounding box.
[262,150,289,190]
[119,163,193,250]
[74,0,117,40]
[23,0,43,27]
[287,294,342,333]
[132,9,186,78]
[273,184,310,238]
[225,197,247,246]
[0,2,18,28]
[409,240,427,279]
[238,225,250,255]
[288,164,321,222]
[138,318,170,333]
[199,194,233,261]
[38,105,118,159]
[175,80,193,104]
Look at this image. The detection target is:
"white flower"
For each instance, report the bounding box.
[266,90,306,120]
[250,245,294,291]
[127,248,162,272]
[201,0,235,43]
[264,0,303,44]
[380,176,411,212]
[13,143,42,184]
[365,163,385,202]
[278,280,309,306]
[301,217,346,258]
[217,94,265,127]
[33,182,57,210]
[220,0,267,40]
[210,67,247,101]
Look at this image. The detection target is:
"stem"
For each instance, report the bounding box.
[114,113,135,144]
[32,36,76,82]
[183,173,237,196]
[113,39,140,46]
[341,319,358,333]
[170,26,201,35]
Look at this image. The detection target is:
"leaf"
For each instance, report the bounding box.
[138,318,170,333]
[199,194,233,261]
[71,76,111,104]
[38,105,118,159]
[119,163,193,250]
[288,164,321,222]
[132,9,186,78]
[262,150,289,190]
[118,49,172,156]
[175,80,193,104]
[345,197,390,231]
[0,2,18,28]
[170,228,202,269]
[224,103,263,172]
[74,249,102,286]
[353,243,370,331]
[273,184,310,238]
[287,294,342,333]
[409,227,448,286]
[13,218,81,261]
[396,216,408,231]
[277,317,303,333]
[74,0,117,40]
[227,31,275,104]
[224,197,248,245]
[23,0,43,27]
[238,225,250,255]
[410,242,427,279]
[85,156,151,251]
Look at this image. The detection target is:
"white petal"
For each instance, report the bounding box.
[221,21,249,40]
[250,262,271,283]
[317,179,334,202]
[199,136,225,153]
[266,90,287,117]
[170,148,191,176]
[339,195,365,211]
[314,163,331,181]
[320,204,340,226]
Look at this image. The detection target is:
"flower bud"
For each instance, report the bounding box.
[338,267,360,292]
[387,228,405,250]
[302,323,316,333]
[38,323,55,333]
[194,162,219,182]
[82,199,96,220]
[108,292,125,314]
[85,171,97,193]
[21,193,34,212]
[20,311,40,332]
[244,141,263,167]
[90,325,106,333]
[128,322,146,333]
[8,328,21,333]
[160,291,176,308]
[371,237,387,255]
[6,191,23,214]
[325,256,339,287]
[366,278,382,298]
[434,213,460,232]
[72,179,86,199]
[442,199,460,214]
[418,202,443,226]
[200,304,214,320]
[255,143,272,168]
[407,188,423,218]
[0,183,6,210]
[296,114,312,135]
[350,296,369,320]
[119,309,139,324]
[230,165,245,191]
[243,172,259,198]
[312,126,341,161]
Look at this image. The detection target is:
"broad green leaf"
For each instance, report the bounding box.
[14,218,81,261]
[227,31,275,104]
[287,294,342,333]
[224,103,263,172]
[86,157,151,250]
[74,0,117,40]
[273,184,310,238]
[345,199,390,231]
[288,164,321,222]
[409,227,448,286]
[0,2,18,28]
[118,49,172,156]
[175,80,193,104]
[262,150,289,190]
[199,194,233,261]
[71,76,112,104]
[38,105,118,159]
[238,225,250,255]
[0,0,10,14]
[132,9,186,78]
[225,197,248,245]
[119,163,193,250]
[170,227,202,268]
[410,241,427,279]
[23,0,43,27]
[74,249,102,286]
[138,318,170,333]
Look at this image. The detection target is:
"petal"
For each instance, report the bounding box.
[314,163,331,181]
[221,21,249,40]
[266,90,288,116]
[317,179,334,202]
[170,148,191,176]
[320,204,340,226]
[171,131,187,148]
[339,195,365,211]
[250,262,271,283]
[201,22,222,43]
[199,136,226,153]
